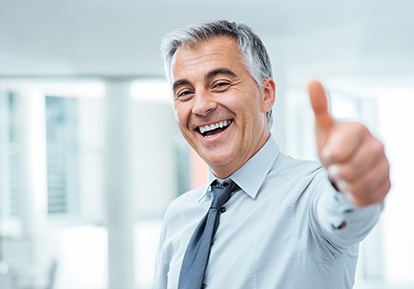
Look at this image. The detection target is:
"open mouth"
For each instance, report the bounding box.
[197,120,232,138]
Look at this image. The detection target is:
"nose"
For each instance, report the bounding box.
[192,89,216,116]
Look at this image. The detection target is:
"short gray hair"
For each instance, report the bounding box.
[160,20,274,128]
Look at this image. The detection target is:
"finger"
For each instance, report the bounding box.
[329,158,390,207]
[326,133,390,207]
[348,158,390,201]
[322,122,367,164]
[308,80,335,145]
[326,128,382,179]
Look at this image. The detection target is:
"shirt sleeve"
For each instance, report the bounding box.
[312,170,383,250]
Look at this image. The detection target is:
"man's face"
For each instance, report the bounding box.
[171,37,275,178]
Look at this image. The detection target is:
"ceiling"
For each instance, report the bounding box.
[1,0,413,86]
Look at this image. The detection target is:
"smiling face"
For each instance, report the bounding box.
[171,36,276,178]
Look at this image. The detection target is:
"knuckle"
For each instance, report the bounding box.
[326,147,343,163]
[336,168,352,181]
[334,165,356,182]
[371,139,385,155]
[353,122,368,134]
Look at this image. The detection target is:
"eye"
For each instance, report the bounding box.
[175,89,194,100]
[212,81,231,91]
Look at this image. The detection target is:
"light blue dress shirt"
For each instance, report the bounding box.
[153,136,382,289]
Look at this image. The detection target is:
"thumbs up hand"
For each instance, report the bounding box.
[308,80,391,207]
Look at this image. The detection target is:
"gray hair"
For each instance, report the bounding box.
[160,20,274,128]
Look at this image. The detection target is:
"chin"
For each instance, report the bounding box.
[204,153,234,169]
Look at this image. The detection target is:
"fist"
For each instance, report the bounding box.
[308,80,391,207]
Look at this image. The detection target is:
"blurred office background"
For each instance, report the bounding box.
[0,0,413,288]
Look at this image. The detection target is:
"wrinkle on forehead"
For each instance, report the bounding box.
[171,37,244,83]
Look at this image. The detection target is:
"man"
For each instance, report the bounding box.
[153,20,391,289]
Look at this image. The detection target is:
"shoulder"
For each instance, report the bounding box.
[163,184,209,220]
[274,153,325,182]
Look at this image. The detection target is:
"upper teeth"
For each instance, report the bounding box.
[199,120,231,134]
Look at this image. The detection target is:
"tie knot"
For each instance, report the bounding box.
[210,180,239,209]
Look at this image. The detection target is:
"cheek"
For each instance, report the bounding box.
[174,102,190,128]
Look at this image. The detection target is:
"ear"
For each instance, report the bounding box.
[261,78,276,113]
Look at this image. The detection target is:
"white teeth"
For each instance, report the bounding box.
[198,120,232,134]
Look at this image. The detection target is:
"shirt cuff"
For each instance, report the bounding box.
[316,183,383,247]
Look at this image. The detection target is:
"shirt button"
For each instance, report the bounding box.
[220,207,226,213]
[201,283,206,288]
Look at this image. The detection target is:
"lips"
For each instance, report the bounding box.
[197,120,232,137]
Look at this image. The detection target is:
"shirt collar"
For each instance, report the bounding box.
[205,135,280,200]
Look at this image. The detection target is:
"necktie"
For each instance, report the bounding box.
[178,180,239,289]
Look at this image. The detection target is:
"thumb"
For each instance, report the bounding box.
[308,80,335,152]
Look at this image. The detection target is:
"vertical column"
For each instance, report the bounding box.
[132,102,178,216]
[15,89,49,288]
[0,91,11,262]
[104,80,135,289]
[0,91,11,223]
[357,97,384,280]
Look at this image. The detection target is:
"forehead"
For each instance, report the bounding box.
[171,37,245,79]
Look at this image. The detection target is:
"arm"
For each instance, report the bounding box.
[312,169,383,250]
[306,80,391,250]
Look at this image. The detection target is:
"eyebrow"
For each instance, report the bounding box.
[172,79,191,92]
[206,67,237,80]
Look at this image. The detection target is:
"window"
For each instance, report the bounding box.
[0,80,106,223]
